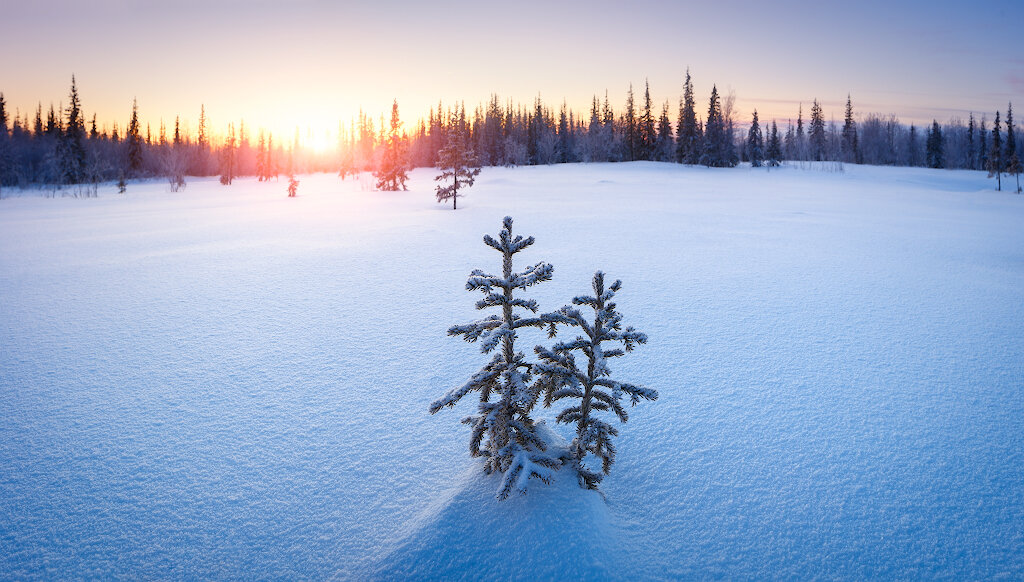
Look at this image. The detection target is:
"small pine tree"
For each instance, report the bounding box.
[434,130,481,210]
[374,100,409,191]
[747,110,764,167]
[287,174,299,197]
[534,272,657,489]
[430,217,565,500]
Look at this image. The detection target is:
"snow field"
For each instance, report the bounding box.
[1,162,1022,579]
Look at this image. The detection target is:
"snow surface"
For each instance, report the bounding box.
[1,163,1022,580]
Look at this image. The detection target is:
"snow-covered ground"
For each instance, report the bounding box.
[1,162,1022,580]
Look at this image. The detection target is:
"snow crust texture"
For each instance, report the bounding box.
[1,164,1022,579]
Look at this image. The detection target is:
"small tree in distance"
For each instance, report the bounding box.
[430,217,565,500]
[435,131,481,209]
[534,272,657,490]
[374,100,409,191]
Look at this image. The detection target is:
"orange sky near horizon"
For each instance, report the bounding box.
[3,0,1022,147]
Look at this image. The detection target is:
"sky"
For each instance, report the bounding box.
[3,0,1022,142]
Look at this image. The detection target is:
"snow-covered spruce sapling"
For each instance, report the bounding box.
[535,272,657,489]
[430,216,566,499]
[434,131,481,210]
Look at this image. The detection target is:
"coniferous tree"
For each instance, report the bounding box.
[0,93,9,138]
[766,120,782,167]
[0,93,11,192]
[676,68,700,164]
[747,109,764,167]
[925,120,944,169]
[267,133,278,180]
[126,98,143,177]
[988,111,1003,190]
[700,85,728,167]
[809,99,826,161]
[46,104,59,137]
[219,123,237,185]
[623,84,637,161]
[56,76,87,186]
[655,101,674,162]
[842,95,859,163]
[1006,104,1016,163]
[374,100,409,190]
[256,132,267,181]
[435,130,481,209]
[638,80,655,160]
[34,104,43,137]
[907,124,921,166]
[978,117,988,172]
[556,102,570,163]
[534,272,657,490]
[1005,103,1018,191]
[967,113,976,170]
[430,217,565,500]
[795,104,805,160]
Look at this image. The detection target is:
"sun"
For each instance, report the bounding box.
[305,130,336,154]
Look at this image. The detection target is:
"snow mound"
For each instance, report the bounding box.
[367,422,623,581]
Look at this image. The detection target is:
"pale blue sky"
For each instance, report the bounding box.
[3,0,1022,137]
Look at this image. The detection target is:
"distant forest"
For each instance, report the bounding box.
[0,73,1020,195]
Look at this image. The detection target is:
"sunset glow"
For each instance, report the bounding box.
[3,1,1021,138]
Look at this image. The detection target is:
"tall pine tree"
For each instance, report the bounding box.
[988,110,1003,190]
[126,98,143,177]
[747,109,764,167]
[676,68,700,164]
[700,85,728,167]
[842,95,859,163]
[57,75,87,186]
[767,120,782,167]
[1005,103,1018,192]
[809,100,826,162]
[925,120,943,169]
[623,85,637,162]
[638,80,655,161]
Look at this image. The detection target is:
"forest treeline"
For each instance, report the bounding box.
[0,73,1020,195]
